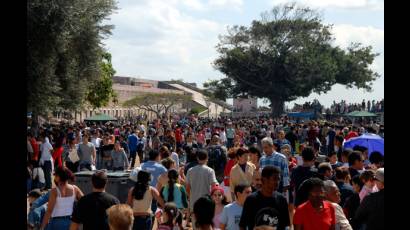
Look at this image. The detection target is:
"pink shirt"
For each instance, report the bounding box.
[359,185,379,202]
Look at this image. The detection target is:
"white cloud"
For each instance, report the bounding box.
[270,0,384,10]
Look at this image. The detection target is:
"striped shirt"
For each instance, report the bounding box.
[259,151,290,187]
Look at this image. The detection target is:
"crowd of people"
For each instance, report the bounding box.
[328,99,384,114]
[27,115,384,230]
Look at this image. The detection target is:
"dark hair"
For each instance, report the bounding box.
[302,147,315,161]
[360,170,375,182]
[306,177,324,193]
[163,142,173,152]
[54,167,74,183]
[348,151,363,166]
[353,145,367,153]
[369,151,384,164]
[28,189,42,199]
[236,148,249,158]
[318,163,332,175]
[313,141,320,151]
[261,166,281,179]
[342,149,353,158]
[196,149,208,161]
[248,146,261,159]
[167,169,179,203]
[162,202,180,228]
[234,184,251,198]
[328,151,337,158]
[335,135,344,144]
[148,150,160,161]
[295,177,323,207]
[335,167,350,180]
[194,196,215,227]
[132,170,151,200]
[92,170,108,189]
[351,175,364,190]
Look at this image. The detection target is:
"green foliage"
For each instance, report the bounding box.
[203,78,233,101]
[213,3,380,117]
[86,52,116,109]
[27,0,117,115]
[189,106,207,115]
[123,93,193,118]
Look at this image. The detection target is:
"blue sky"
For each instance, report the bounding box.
[104,0,384,107]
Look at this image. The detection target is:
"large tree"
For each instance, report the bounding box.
[203,78,233,101]
[123,93,193,118]
[27,0,117,117]
[214,3,380,117]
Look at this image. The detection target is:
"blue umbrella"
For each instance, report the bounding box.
[343,133,384,155]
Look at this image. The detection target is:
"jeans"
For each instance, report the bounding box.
[41,160,52,190]
[65,161,79,173]
[133,216,152,230]
[45,216,71,230]
[79,162,92,171]
[113,167,124,171]
[101,159,113,170]
[27,178,32,193]
[130,150,137,168]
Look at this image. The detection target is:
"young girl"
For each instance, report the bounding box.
[155,202,183,230]
[210,185,228,230]
[160,169,188,211]
[359,170,378,202]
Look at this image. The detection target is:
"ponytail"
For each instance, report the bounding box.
[167,169,178,202]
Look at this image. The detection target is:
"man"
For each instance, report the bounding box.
[328,151,343,170]
[324,180,353,230]
[334,167,354,207]
[28,189,47,229]
[369,151,384,169]
[318,162,333,181]
[259,137,290,193]
[293,178,336,230]
[354,168,384,230]
[141,150,167,188]
[239,166,290,230]
[291,147,320,207]
[334,135,344,161]
[183,132,199,152]
[345,127,359,141]
[326,124,336,154]
[206,135,228,183]
[226,122,235,149]
[229,148,256,198]
[285,126,298,154]
[348,151,364,179]
[273,130,291,150]
[220,184,252,230]
[127,130,138,168]
[186,149,218,221]
[136,130,146,163]
[78,133,96,171]
[70,170,119,230]
[39,135,53,189]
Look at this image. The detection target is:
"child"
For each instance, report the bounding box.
[359,170,378,202]
[155,202,183,230]
[27,189,47,230]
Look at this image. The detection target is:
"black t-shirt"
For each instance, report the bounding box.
[285,132,298,150]
[71,192,119,230]
[239,191,290,230]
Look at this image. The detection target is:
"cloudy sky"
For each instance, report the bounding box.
[104,0,384,107]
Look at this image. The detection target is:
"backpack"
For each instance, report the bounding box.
[207,145,226,172]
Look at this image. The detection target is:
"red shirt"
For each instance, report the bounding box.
[223,159,236,186]
[175,128,182,143]
[293,200,336,230]
[345,131,358,141]
[52,146,64,168]
[30,138,40,161]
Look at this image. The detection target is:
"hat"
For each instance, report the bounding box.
[210,184,224,196]
[374,168,384,183]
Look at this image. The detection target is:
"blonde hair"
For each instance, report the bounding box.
[107,204,134,230]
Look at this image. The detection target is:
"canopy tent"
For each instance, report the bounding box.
[287,112,315,119]
[343,133,384,155]
[345,111,378,117]
[84,113,117,122]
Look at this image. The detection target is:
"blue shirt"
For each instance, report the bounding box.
[259,152,290,187]
[128,134,138,152]
[141,161,167,187]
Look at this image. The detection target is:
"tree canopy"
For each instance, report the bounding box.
[203,78,233,101]
[213,3,380,117]
[27,0,117,115]
[123,93,193,118]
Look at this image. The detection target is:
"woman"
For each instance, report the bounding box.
[40,167,83,230]
[111,141,129,171]
[127,170,165,230]
[229,148,256,199]
[249,147,262,191]
[223,148,237,202]
[293,178,336,230]
[210,186,228,230]
[156,158,176,192]
[155,202,183,230]
[64,137,79,173]
[52,137,64,168]
[160,169,188,211]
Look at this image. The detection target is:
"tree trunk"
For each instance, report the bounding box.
[270,98,285,118]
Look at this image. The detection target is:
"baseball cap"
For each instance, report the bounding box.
[374,168,384,183]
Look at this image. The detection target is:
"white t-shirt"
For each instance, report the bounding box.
[220,202,243,230]
[91,137,102,148]
[40,140,53,162]
[33,167,45,183]
[171,152,179,169]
